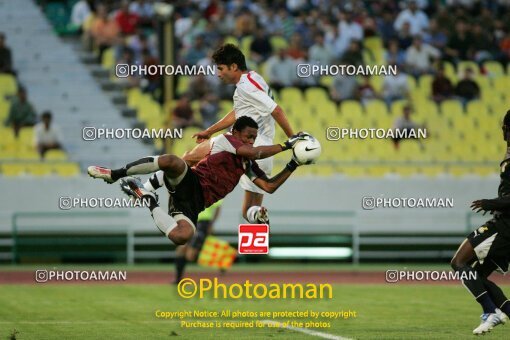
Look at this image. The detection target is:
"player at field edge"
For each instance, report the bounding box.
[185,43,295,226]
[451,110,510,335]
[88,116,308,245]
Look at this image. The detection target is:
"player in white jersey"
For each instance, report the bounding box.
[189,44,295,224]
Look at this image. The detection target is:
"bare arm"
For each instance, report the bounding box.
[236,144,285,160]
[192,110,236,142]
[253,166,294,194]
[271,105,294,137]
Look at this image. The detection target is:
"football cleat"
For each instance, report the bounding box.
[473,311,504,335]
[255,206,270,225]
[119,176,158,202]
[88,166,114,184]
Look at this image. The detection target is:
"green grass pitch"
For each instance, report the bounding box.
[1,283,509,339]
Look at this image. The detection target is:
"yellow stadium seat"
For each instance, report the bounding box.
[420,165,445,177]
[0,99,11,121]
[44,150,67,160]
[0,74,17,96]
[493,76,510,94]
[305,87,328,103]
[447,165,472,177]
[442,61,457,82]
[483,61,504,77]
[319,76,334,88]
[440,100,463,117]
[18,149,40,160]
[418,74,433,92]
[365,100,388,117]
[53,163,81,176]
[457,61,480,77]
[280,87,303,105]
[126,87,142,108]
[364,36,383,52]
[25,163,53,176]
[101,47,115,70]
[340,100,363,116]
[177,76,192,96]
[240,36,253,59]
[269,36,288,51]
[1,163,26,176]
[224,36,239,46]
[466,100,488,118]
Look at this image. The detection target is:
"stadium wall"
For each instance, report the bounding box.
[0,176,499,234]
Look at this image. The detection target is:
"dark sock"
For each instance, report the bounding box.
[175,256,187,282]
[457,265,497,313]
[500,301,510,316]
[483,278,508,309]
[111,167,127,181]
[477,292,498,314]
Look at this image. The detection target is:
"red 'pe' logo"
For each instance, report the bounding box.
[238,224,269,254]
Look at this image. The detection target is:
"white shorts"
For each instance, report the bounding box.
[240,135,273,194]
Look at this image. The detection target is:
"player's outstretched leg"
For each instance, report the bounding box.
[88,156,162,183]
[451,239,503,334]
[120,176,194,245]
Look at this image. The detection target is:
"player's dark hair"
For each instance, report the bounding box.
[232,116,258,132]
[212,44,247,71]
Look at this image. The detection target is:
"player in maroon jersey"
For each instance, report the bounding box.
[88,116,307,245]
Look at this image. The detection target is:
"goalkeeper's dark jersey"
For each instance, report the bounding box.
[492,158,510,234]
[498,158,510,198]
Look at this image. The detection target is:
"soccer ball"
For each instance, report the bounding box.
[292,134,321,164]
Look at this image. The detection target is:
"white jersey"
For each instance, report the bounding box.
[233,71,277,142]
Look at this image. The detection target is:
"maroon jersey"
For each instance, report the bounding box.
[192,133,266,207]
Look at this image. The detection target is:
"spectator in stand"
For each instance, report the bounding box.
[286,33,307,60]
[140,49,159,95]
[337,9,364,43]
[455,67,480,106]
[392,104,423,149]
[265,49,297,93]
[129,0,154,28]
[499,29,510,64]
[199,93,219,129]
[342,40,363,66]
[201,21,222,49]
[470,22,495,64]
[128,31,156,63]
[358,76,378,105]
[33,111,64,159]
[382,69,410,107]
[405,35,441,77]
[394,0,429,36]
[250,27,273,64]
[423,19,448,51]
[187,74,215,101]
[278,9,295,39]
[182,35,207,66]
[330,71,358,103]
[397,22,414,51]
[444,20,472,63]
[91,4,120,62]
[70,0,92,33]
[115,47,139,88]
[324,23,349,61]
[4,88,36,137]
[235,8,256,38]
[172,96,199,130]
[376,11,397,42]
[385,39,406,68]
[309,33,333,66]
[0,32,14,74]
[431,66,454,103]
[115,1,140,36]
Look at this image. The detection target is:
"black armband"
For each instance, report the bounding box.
[285,159,299,172]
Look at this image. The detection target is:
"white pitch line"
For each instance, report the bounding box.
[261,320,352,340]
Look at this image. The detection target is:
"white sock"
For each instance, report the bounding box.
[246,206,261,223]
[151,207,178,237]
